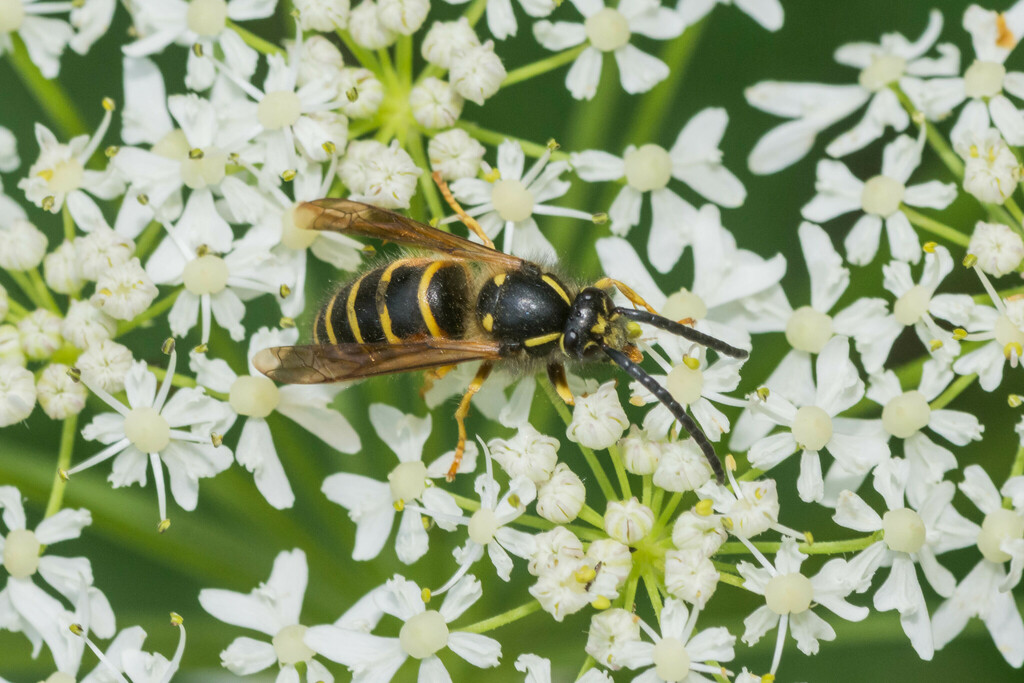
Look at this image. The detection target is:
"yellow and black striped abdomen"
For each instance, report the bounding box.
[314,259,471,344]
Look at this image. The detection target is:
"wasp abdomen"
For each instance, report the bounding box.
[315,259,470,344]
[477,271,574,357]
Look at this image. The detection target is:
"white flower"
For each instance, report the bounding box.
[698,473,791,540]
[585,608,640,669]
[567,380,629,449]
[124,0,275,91]
[295,0,351,30]
[0,486,114,672]
[0,364,36,426]
[306,574,501,680]
[514,654,613,682]
[672,507,727,557]
[335,67,384,118]
[738,537,868,677]
[76,339,133,394]
[0,324,23,367]
[341,139,421,209]
[61,299,116,350]
[955,128,1021,204]
[18,308,62,360]
[37,363,87,419]
[866,359,984,506]
[450,40,507,105]
[191,327,361,509]
[409,77,464,129]
[77,621,186,683]
[571,107,746,272]
[749,336,890,504]
[746,9,957,173]
[616,598,736,681]
[429,128,487,180]
[378,0,430,34]
[451,139,592,259]
[76,226,136,281]
[422,18,480,68]
[534,0,685,100]
[802,130,956,265]
[969,221,1024,276]
[199,548,335,682]
[43,240,83,294]
[0,0,76,78]
[932,466,1024,667]
[488,423,559,483]
[535,463,586,523]
[604,497,654,544]
[349,0,397,48]
[952,270,1024,391]
[528,527,626,620]
[833,458,979,659]
[71,346,235,526]
[664,548,720,608]
[90,257,159,321]
[678,0,783,31]
[0,219,47,270]
[321,404,473,564]
[448,0,555,40]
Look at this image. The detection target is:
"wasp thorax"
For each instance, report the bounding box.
[123,406,171,453]
[785,306,833,353]
[230,375,280,418]
[183,254,229,295]
[585,8,631,52]
[3,528,41,579]
[491,179,534,222]
[662,289,706,322]
[624,144,672,192]
[861,175,905,217]
[273,624,314,666]
[389,461,427,502]
[764,572,813,615]
[400,611,449,659]
[964,60,1006,99]
[0,0,26,32]
[881,390,930,438]
[186,0,228,36]
[858,54,907,92]
[281,206,319,250]
[258,91,302,131]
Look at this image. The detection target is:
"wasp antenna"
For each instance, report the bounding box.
[602,344,724,484]
[613,308,749,360]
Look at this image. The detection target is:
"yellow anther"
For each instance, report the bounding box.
[70,623,85,636]
[763,674,776,683]
[1009,394,1023,407]
[682,356,701,370]
[421,587,432,603]
[280,317,296,328]
[721,517,734,530]
[421,515,431,531]
[591,212,608,224]
[281,169,297,182]
[193,343,209,354]
[393,499,405,511]
[963,253,979,268]
[211,433,223,447]
[626,321,642,338]
[290,8,301,18]
[195,244,210,257]
[1005,342,1023,359]
[322,141,336,155]
[483,167,501,182]
[98,287,112,296]
[725,454,737,471]
[508,493,522,508]
[694,499,714,516]
[42,196,55,211]
[546,138,560,151]
[753,487,764,500]
[911,111,925,126]
[161,338,175,355]
[629,395,645,407]
[969,144,980,158]
[158,518,171,533]
[58,468,69,481]
[193,43,205,58]
[922,241,937,253]
[170,612,184,626]
[346,87,359,102]
[102,97,116,111]
[188,148,204,159]
[756,386,770,401]
[590,596,611,610]
[929,339,943,351]
[575,566,597,584]
[803,531,814,545]
[105,145,119,157]
[38,168,54,181]
[279,284,292,298]
[137,193,150,205]
[953,327,968,340]
[66,366,82,382]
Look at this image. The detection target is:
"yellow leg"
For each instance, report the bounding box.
[432,171,495,250]
[594,278,660,315]
[419,364,455,399]
[448,362,494,481]
[547,363,574,406]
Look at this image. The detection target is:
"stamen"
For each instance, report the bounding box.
[65,438,131,476]
[150,452,169,529]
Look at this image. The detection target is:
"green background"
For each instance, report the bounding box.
[2,0,1022,680]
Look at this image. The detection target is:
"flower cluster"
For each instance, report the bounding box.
[2,0,1024,682]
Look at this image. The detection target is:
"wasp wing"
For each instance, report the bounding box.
[253,340,506,384]
[294,199,528,270]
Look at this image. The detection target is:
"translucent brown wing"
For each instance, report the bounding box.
[294,199,528,270]
[252,339,506,384]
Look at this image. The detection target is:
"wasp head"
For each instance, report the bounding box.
[561,288,631,360]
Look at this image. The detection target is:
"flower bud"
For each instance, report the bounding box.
[428,129,485,181]
[672,509,727,556]
[969,221,1024,277]
[76,226,135,281]
[422,18,480,69]
[585,609,639,670]
[721,479,780,539]
[297,36,345,89]
[336,68,384,119]
[586,538,631,589]
[528,526,583,576]
[604,498,654,545]
[44,240,83,294]
[450,40,506,105]
[378,0,429,35]
[618,427,662,474]
[0,219,47,271]
[18,309,62,361]
[0,325,24,367]
[665,549,719,608]
[37,362,87,419]
[489,423,559,483]
[653,439,713,492]
[76,339,133,393]
[352,141,421,209]
[958,128,1020,205]
[348,1,396,49]
[567,381,628,449]
[0,364,36,426]
[62,299,116,350]
[91,258,158,320]
[409,78,463,130]
[294,0,351,31]
[536,463,585,523]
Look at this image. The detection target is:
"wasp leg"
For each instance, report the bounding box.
[448,361,494,481]
[594,278,660,315]
[546,362,574,406]
[420,364,456,398]
[432,171,495,250]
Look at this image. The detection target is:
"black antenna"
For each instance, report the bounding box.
[602,345,725,484]
[614,308,749,359]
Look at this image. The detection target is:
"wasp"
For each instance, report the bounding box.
[253,175,748,482]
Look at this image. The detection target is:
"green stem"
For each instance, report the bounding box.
[622,574,639,611]
[377,48,400,90]
[458,600,541,633]
[406,130,445,221]
[717,532,882,556]
[7,269,47,310]
[607,444,632,499]
[133,220,164,261]
[29,268,60,313]
[116,288,182,337]
[6,34,87,138]
[653,492,683,531]
[1005,196,1024,227]
[149,367,202,391]
[539,379,617,501]
[397,35,413,87]
[717,572,745,589]
[337,30,381,74]
[228,21,284,55]
[348,119,381,139]
[1006,446,1024,509]
[43,415,78,518]
[893,86,964,178]
[901,206,970,247]
[642,474,652,508]
[464,0,488,27]
[5,296,30,319]
[455,121,569,161]
[929,373,976,410]
[62,204,75,242]
[642,570,664,617]
[502,45,588,88]
[578,504,605,530]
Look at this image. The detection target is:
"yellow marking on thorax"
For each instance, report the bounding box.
[324,291,341,343]
[482,313,494,332]
[525,331,562,348]
[542,275,572,306]
[313,311,322,344]
[346,274,366,343]
[418,261,446,338]
[377,261,405,344]
[493,273,507,286]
